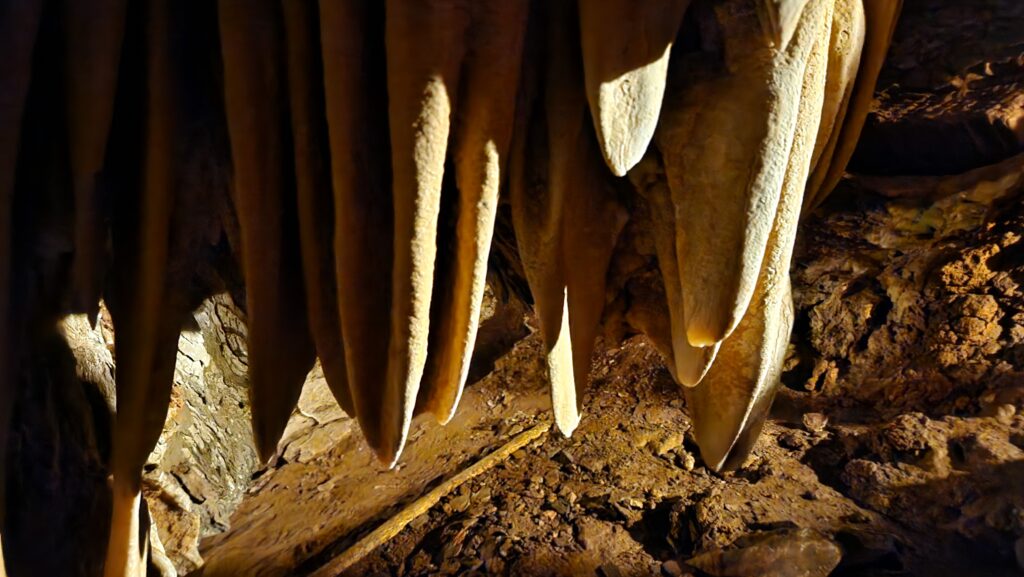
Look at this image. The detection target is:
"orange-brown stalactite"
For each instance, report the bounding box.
[511,0,577,436]
[219,0,316,462]
[805,0,865,199]
[656,0,822,348]
[512,0,628,437]
[579,0,691,176]
[283,0,354,416]
[0,9,929,573]
[0,1,44,573]
[561,123,629,421]
[418,0,529,424]
[630,154,719,387]
[686,0,830,471]
[103,0,182,573]
[65,0,128,318]
[383,0,469,464]
[804,0,902,211]
[319,0,393,456]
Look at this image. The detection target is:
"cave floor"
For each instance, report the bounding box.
[194,330,1024,577]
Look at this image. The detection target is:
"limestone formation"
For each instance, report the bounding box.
[284,0,355,417]
[418,1,528,427]
[104,2,179,574]
[655,0,830,348]
[65,0,127,317]
[805,0,903,210]
[578,0,690,176]
[319,0,393,455]
[629,154,720,387]
[219,0,318,468]
[686,0,832,470]
[0,2,44,574]
[0,0,902,574]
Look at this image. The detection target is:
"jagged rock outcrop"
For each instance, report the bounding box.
[788,153,1024,414]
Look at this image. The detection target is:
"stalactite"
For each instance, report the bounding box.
[578,0,691,176]
[0,0,907,570]
[511,0,629,437]
[631,154,720,387]
[283,0,354,416]
[0,3,45,573]
[417,0,529,425]
[104,0,179,573]
[804,0,903,211]
[318,0,394,456]
[806,0,865,196]
[685,0,832,471]
[656,0,828,349]
[65,0,128,318]
[382,0,469,464]
[218,0,317,462]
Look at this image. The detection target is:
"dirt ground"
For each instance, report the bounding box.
[194,327,1022,577]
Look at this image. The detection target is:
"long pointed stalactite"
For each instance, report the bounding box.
[318,0,394,457]
[0,0,902,574]
[218,0,319,465]
[65,0,127,318]
[103,0,195,573]
[283,0,355,417]
[418,1,528,427]
[686,0,833,470]
[382,0,469,465]
[509,0,577,434]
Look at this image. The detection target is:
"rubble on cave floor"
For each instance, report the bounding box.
[192,332,1022,577]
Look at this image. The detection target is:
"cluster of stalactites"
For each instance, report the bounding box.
[0,0,900,575]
